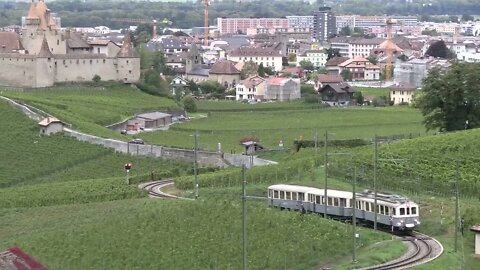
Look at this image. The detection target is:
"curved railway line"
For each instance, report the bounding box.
[360,231,443,270]
[139,180,443,269]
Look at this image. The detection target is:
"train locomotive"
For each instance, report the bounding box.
[267,184,420,230]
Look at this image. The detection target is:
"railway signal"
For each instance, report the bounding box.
[124,162,132,184]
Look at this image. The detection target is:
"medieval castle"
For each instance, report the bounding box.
[0,0,140,88]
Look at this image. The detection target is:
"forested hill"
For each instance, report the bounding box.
[1,0,479,29]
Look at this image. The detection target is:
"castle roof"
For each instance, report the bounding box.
[67,32,90,49]
[209,60,240,74]
[26,0,57,30]
[0,32,24,53]
[116,34,138,58]
[37,36,53,58]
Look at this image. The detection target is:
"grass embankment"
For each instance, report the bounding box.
[1,84,179,139]
[357,87,390,98]
[0,100,193,188]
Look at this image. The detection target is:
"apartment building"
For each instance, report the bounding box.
[217,17,288,35]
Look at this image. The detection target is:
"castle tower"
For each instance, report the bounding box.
[186,43,201,74]
[22,0,66,55]
[116,33,141,83]
[35,36,55,87]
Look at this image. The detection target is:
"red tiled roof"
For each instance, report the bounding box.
[0,32,24,53]
[38,117,62,126]
[117,34,138,58]
[267,77,287,86]
[325,56,349,67]
[209,60,240,74]
[317,74,343,83]
[0,247,48,270]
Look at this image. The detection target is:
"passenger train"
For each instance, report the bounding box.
[267,184,420,230]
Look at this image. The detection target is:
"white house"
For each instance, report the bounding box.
[389,84,417,105]
[296,49,328,68]
[236,75,266,101]
[228,46,283,71]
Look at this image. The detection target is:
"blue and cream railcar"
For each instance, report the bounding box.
[356,191,420,230]
[267,184,317,210]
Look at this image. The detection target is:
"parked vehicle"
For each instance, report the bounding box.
[129,138,144,145]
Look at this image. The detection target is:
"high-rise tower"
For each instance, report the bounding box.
[312,7,336,43]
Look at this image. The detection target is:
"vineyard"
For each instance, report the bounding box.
[326,129,480,198]
[1,84,179,138]
[0,198,389,270]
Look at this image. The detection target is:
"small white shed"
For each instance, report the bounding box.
[38,117,65,135]
[471,224,480,256]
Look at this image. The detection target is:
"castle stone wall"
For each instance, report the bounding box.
[0,56,37,87]
[55,57,118,82]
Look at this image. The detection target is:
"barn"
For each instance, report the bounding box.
[38,117,65,135]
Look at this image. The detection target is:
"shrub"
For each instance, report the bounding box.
[182,95,197,113]
[92,74,101,82]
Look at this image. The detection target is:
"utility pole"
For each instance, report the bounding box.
[194,131,199,199]
[454,160,460,252]
[373,134,378,230]
[324,130,328,218]
[242,165,248,270]
[314,129,318,166]
[352,165,357,264]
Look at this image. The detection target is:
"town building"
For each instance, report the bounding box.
[394,57,451,88]
[389,84,417,105]
[296,49,328,68]
[236,75,266,101]
[336,15,418,33]
[313,7,336,42]
[228,46,283,71]
[38,117,65,135]
[338,56,381,81]
[217,17,288,35]
[318,82,357,106]
[330,37,385,58]
[264,77,301,101]
[286,16,314,29]
[0,0,140,88]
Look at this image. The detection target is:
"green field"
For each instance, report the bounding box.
[357,87,390,98]
[140,106,425,152]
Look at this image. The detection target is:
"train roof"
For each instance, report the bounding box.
[357,190,416,205]
[309,189,354,199]
[268,184,318,193]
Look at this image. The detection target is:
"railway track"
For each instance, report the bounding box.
[138,180,192,200]
[360,231,443,270]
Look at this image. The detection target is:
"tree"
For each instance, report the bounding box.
[287,53,296,62]
[416,63,480,132]
[92,74,101,83]
[182,95,197,113]
[461,14,474,21]
[354,91,364,105]
[240,60,258,79]
[425,40,455,59]
[339,26,352,36]
[326,48,342,61]
[258,63,266,77]
[299,60,314,71]
[340,69,351,81]
[367,55,378,65]
[421,29,439,36]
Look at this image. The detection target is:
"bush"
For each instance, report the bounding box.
[92,75,101,82]
[182,95,197,113]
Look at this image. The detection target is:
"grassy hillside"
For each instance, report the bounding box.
[1,84,179,138]
[0,100,191,188]
[327,129,480,197]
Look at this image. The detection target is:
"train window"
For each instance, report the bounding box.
[407,208,410,215]
[379,205,383,215]
[321,196,325,204]
[366,203,370,212]
[349,199,353,208]
[400,208,405,215]
[333,198,339,206]
[412,207,417,215]
[340,198,346,207]
[328,197,333,206]
[392,208,396,215]
[298,193,305,201]
[274,190,279,198]
[356,201,360,209]
[315,196,321,204]
[280,191,285,199]
[268,189,272,198]
[286,192,291,200]
[292,192,297,201]
[385,207,390,216]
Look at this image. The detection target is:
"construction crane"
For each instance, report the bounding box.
[109,18,172,39]
[203,0,210,46]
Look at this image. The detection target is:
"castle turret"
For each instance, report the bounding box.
[35,36,54,87]
[116,33,140,83]
[186,43,201,74]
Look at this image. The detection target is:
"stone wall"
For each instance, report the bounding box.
[55,57,118,82]
[64,128,227,167]
[0,56,38,87]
